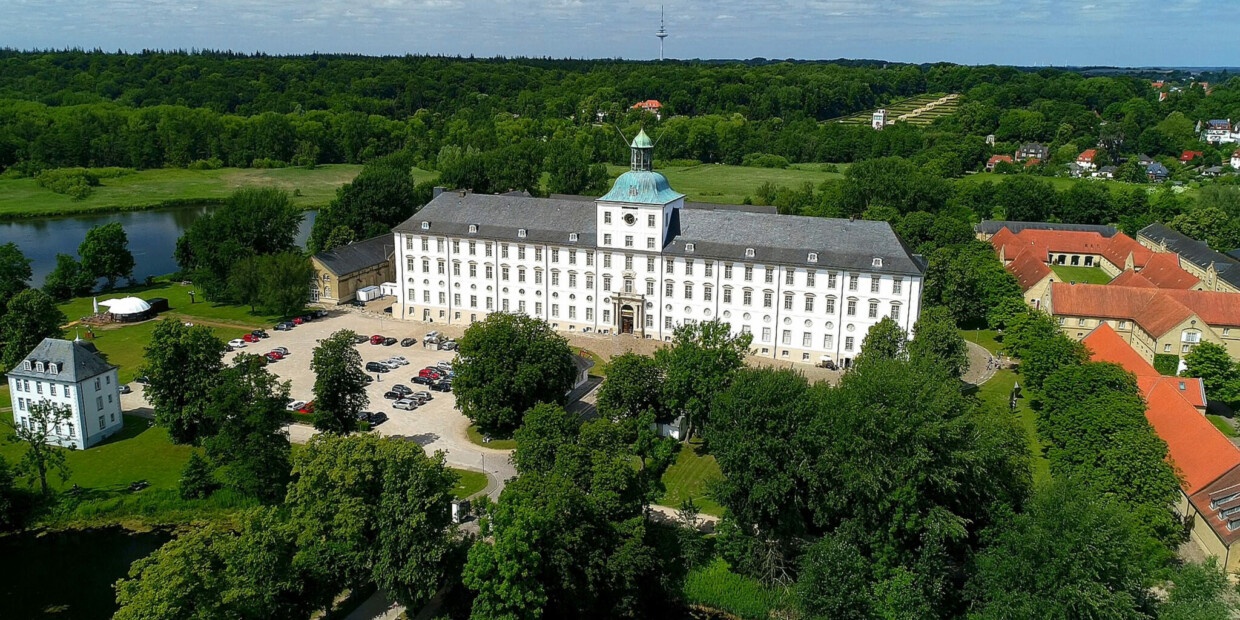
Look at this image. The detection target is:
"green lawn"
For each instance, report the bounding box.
[0,164,419,219]
[66,320,250,384]
[962,328,1003,355]
[1208,415,1238,438]
[658,442,725,517]
[451,468,489,499]
[976,369,1050,485]
[1051,265,1114,286]
[604,163,843,204]
[0,384,10,410]
[961,171,1200,198]
[683,558,788,619]
[59,277,296,327]
[466,425,517,451]
[571,347,607,377]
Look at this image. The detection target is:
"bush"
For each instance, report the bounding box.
[742,153,791,169]
[250,158,287,169]
[821,163,840,173]
[35,168,100,199]
[1154,354,1180,376]
[178,453,218,500]
[188,158,223,170]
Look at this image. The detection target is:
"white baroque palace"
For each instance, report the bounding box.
[392,131,925,366]
[7,338,123,449]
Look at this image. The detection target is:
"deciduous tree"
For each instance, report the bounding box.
[0,289,66,373]
[78,222,135,288]
[907,306,969,378]
[454,313,576,435]
[42,253,95,301]
[1182,342,1238,396]
[0,242,32,313]
[595,352,665,422]
[857,316,907,365]
[310,330,368,434]
[655,318,752,441]
[202,354,292,501]
[5,401,73,496]
[142,319,226,444]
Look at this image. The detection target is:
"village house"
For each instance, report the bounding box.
[988,226,1152,276]
[1231,149,1240,169]
[1147,162,1170,181]
[1016,143,1049,161]
[1076,148,1099,170]
[6,338,124,450]
[1201,119,1238,144]
[985,154,1012,172]
[631,100,662,120]
[310,235,395,304]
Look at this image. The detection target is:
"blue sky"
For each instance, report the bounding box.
[0,0,1233,67]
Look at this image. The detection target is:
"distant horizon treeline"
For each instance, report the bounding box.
[2,50,1240,178]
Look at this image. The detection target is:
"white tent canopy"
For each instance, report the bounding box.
[99,297,151,316]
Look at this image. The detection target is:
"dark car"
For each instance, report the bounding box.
[412,375,434,385]
[251,329,269,339]
[391,384,412,395]
[119,384,132,394]
[352,334,369,344]
[430,379,452,392]
[365,362,390,373]
[400,337,417,347]
[312,309,328,319]
[358,411,388,425]
[361,375,373,384]
[349,300,366,308]
[135,375,150,385]
[300,314,314,323]
[383,337,397,346]
[275,322,294,331]
[382,390,402,400]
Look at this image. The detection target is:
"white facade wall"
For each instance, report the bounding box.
[8,366,122,450]
[394,230,923,366]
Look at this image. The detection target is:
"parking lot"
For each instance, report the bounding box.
[138,309,515,498]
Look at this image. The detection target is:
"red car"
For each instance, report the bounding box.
[266,351,284,361]
[297,401,315,414]
[370,334,385,345]
[293,317,306,325]
[418,368,444,380]
[242,333,260,343]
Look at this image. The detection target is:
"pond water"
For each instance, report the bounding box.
[0,527,173,620]
[0,205,318,287]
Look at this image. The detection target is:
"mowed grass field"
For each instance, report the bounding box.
[605,163,845,204]
[1052,265,1114,285]
[0,164,432,219]
[977,368,1050,486]
[658,442,724,517]
[59,277,292,327]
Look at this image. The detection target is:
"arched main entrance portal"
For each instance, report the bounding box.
[620,305,635,335]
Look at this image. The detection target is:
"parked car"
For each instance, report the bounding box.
[401,337,417,347]
[430,379,452,392]
[297,402,315,414]
[358,411,388,425]
[228,338,247,348]
[290,400,307,411]
[418,368,444,381]
[242,333,259,343]
[391,384,412,395]
[383,391,402,400]
[438,340,458,351]
[265,352,282,362]
[370,334,385,345]
[275,322,295,331]
[352,334,369,344]
[365,362,390,373]
[361,375,373,384]
[299,315,314,323]
[119,384,132,394]
[312,309,328,319]
[251,329,269,339]
[135,375,150,385]
[272,347,289,356]
[224,344,235,352]
[383,337,397,346]
[412,375,434,385]
[410,391,432,403]
[388,356,409,366]
[349,300,366,308]
[293,316,306,325]
[436,360,453,371]
[393,399,418,411]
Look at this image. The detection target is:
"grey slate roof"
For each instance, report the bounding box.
[6,338,115,382]
[1228,249,1240,261]
[314,234,394,276]
[394,193,922,275]
[975,220,1118,237]
[1139,223,1240,288]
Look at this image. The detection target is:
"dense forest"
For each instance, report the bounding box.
[4,50,1240,177]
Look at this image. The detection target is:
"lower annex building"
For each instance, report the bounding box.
[390,132,925,366]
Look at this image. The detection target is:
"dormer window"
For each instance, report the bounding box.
[685,243,695,253]
[420,221,429,230]
[468,224,478,234]
[808,252,818,263]
[49,363,58,374]
[569,233,579,242]
[872,257,883,268]
[745,248,755,258]
[23,360,31,371]
[36,362,44,372]
[518,228,527,238]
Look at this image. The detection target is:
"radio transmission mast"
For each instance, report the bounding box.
[656,6,668,61]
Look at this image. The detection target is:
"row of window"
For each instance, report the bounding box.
[12,379,72,397]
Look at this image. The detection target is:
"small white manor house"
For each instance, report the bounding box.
[391,131,925,366]
[7,338,124,449]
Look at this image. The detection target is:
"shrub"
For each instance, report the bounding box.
[821,163,840,173]
[1153,354,1180,376]
[178,453,217,500]
[35,168,99,200]
[742,153,790,169]
[187,158,223,170]
[250,158,287,169]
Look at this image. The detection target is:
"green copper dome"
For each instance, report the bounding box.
[631,129,654,149]
[600,170,684,204]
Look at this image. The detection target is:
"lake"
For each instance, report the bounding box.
[0,205,318,287]
[0,527,173,620]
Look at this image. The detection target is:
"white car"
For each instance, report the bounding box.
[289,400,307,411]
[390,356,409,365]
[379,360,401,369]
[393,398,418,411]
[436,361,453,371]
[228,339,247,348]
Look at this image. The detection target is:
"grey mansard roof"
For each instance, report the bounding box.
[314,234,394,276]
[975,220,1118,237]
[395,192,923,276]
[1139,223,1240,288]
[6,338,115,382]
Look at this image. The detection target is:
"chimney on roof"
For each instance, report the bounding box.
[432,186,446,199]
[458,189,467,197]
